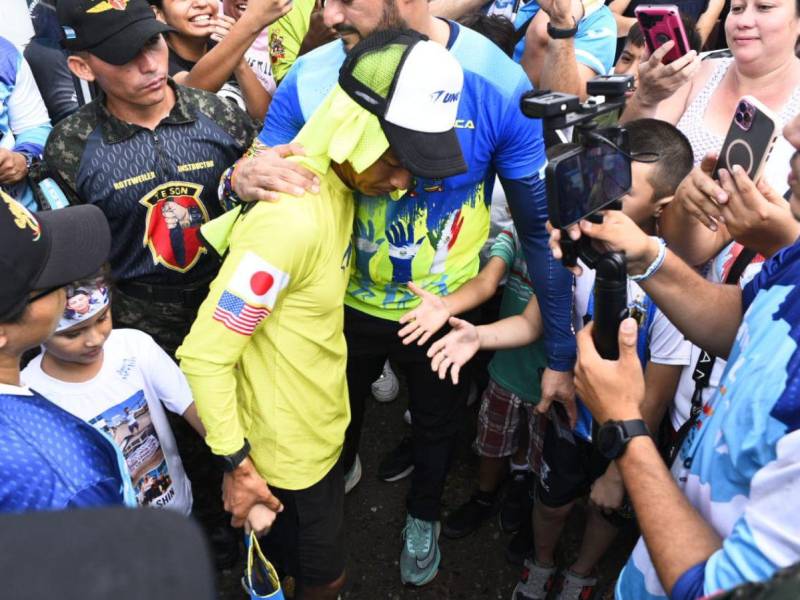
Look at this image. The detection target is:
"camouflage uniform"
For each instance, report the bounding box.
[43,80,259,567]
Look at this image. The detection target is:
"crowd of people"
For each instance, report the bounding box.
[1,0,799,598]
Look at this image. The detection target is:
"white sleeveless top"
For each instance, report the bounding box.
[676,57,800,194]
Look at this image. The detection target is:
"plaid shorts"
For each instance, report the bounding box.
[474,379,546,473]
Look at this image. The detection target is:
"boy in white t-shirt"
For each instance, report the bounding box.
[23,277,204,515]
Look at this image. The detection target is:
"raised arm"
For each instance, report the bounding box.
[619,42,699,124]
[173,0,290,96]
[522,0,608,99]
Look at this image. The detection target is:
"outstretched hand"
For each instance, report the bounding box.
[398,282,451,346]
[426,316,481,384]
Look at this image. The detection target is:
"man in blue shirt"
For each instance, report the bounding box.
[553,113,800,599]
[0,191,135,512]
[224,0,575,586]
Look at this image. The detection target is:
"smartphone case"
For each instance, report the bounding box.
[713,96,780,183]
[634,4,690,64]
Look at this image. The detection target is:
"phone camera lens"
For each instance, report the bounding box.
[738,102,748,112]
[743,112,751,122]
[735,112,743,123]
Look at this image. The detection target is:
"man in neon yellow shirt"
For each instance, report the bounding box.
[177,29,464,599]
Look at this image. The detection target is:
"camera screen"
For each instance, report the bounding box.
[552,139,631,226]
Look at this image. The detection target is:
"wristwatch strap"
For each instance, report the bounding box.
[547,18,578,39]
[620,419,649,441]
[219,439,251,473]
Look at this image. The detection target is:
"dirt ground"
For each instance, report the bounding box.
[217,383,638,600]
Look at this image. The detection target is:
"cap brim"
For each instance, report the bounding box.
[382,122,467,180]
[89,19,173,66]
[34,205,111,291]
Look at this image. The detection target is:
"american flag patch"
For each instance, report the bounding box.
[213,290,269,335]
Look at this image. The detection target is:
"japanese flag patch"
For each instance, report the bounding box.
[213,251,291,335]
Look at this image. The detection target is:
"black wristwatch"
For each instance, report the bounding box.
[19,151,37,172]
[595,420,649,460]
[547,18,578,39]
[218,439,251,472]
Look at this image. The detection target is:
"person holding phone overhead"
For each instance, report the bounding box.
[620,0,800,268]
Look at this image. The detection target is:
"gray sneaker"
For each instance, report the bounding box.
[400,515,441,586]
[344,454,362,495]
[371,360,399,402]
[512,558,557,600]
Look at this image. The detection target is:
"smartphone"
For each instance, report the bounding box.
[634,4,690,64]
[546,129,632,228]
[713,96,780,183]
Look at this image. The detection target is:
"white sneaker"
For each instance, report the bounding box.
[344,454,362,495]
[554,569,597,600]
[512,558,557,600]
[371,360,399,402]
[403,409,412,425]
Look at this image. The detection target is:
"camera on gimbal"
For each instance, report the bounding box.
[522,73,634,230]
[521,74,636,359]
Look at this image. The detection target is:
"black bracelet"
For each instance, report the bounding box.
[547,17,578,39]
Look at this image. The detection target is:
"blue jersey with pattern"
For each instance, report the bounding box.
[617,238,800,599]
[260,24,576,369]
[0,388,136,512]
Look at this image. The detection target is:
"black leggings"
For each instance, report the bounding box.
[341,306,471,521]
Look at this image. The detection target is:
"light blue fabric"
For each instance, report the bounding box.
[617,238,800,599]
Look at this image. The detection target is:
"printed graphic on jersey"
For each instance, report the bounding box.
[269,32,286,63]
[88,390,176,509]
[348,180,487,313]
[139,181,208,273]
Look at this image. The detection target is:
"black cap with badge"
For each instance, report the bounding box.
[58,0,172,66]
[0,192,111,322]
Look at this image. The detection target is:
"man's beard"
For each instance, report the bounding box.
[334,0,408,48]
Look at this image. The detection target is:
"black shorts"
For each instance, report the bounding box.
[536,417,609,508]
[258,459,345,586]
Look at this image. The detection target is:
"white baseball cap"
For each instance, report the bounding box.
[338,29,467,179]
